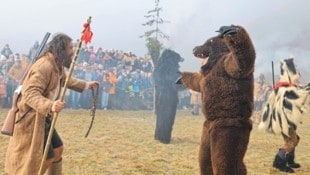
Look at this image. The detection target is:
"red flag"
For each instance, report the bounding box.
[82,23,93,44]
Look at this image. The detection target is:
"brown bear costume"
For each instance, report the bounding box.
[177,25,256,175]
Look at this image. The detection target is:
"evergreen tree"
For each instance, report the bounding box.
[142,1,178,144]
[140,0,169,66]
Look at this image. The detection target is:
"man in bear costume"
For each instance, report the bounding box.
[177,25,256,175]
[153,49,184,144]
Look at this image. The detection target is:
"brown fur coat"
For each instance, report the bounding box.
[5,53,86,175]
[179,25,256,175]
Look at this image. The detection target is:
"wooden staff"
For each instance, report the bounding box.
[38,16,92,175]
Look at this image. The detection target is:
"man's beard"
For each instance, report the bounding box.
[63,54,73,68]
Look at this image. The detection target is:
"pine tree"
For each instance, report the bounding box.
[140,0,169,66]
[141,1,176,144]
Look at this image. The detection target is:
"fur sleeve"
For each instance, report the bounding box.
[180,72,203,92]
[22,61,53,116]
[223,26,256,78]
[64,72,87,92]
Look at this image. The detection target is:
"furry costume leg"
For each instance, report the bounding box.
[199,121,213,175]
[205,119,251,175]
[210,126,250,175]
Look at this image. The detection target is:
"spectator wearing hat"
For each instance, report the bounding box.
[1,44,13,59]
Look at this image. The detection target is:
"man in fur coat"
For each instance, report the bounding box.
[4,33,99,175]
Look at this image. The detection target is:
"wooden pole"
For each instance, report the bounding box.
[38,16,92,175]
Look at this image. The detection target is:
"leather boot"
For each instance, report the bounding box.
[273,148,294,173]
[287,149,301,169]
[45,159,62,175]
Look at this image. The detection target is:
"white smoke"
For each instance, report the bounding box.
[0,0,309,84]
[160,0,310,83]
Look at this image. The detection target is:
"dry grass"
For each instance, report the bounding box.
[1,109,310,175]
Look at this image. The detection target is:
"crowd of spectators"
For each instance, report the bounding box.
[0,41,192,111]
[1,41,271,114]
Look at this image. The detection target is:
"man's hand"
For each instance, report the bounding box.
[87,81,100,89]
[51,100,65,113]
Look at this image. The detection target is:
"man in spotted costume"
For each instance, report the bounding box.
[259,57,310,173]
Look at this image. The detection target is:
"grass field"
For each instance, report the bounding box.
[1,109,309,175]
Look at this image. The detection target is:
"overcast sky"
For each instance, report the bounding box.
[1,0,309,83]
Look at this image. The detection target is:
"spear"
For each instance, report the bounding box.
[38,16,93,175]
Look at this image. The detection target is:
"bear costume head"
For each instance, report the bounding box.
[193,35,229,75]
[192,25,255,77]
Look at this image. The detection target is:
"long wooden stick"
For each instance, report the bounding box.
[38,16,92,175]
